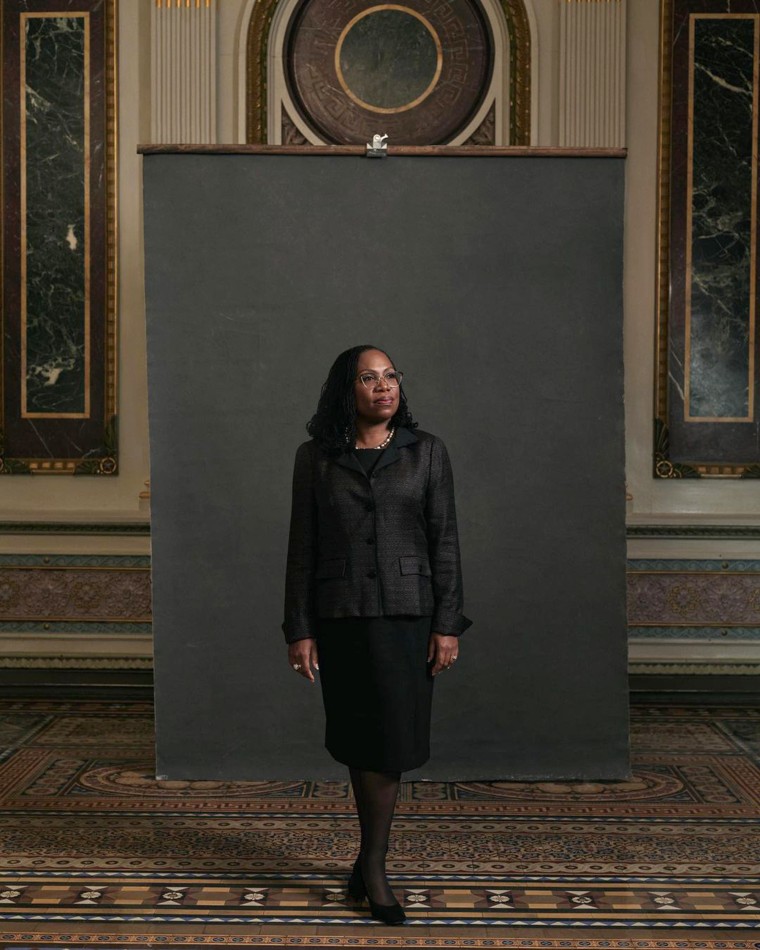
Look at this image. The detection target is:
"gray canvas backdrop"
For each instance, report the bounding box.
[142,153,629,781]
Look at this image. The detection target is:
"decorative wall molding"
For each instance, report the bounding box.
[627,566,760,629]
[2,523,759,539]
[0,554,151,669]
[626,524,760,539]
[281,108,308,145]
[629,640,760,675]
[0,556,151,626]
[0,522,151,535]
[627,559,760,572]
[558,0,626,147]
[0,567,150,623]
[500,0,532,145]
[629,661,760,675]
[0,555,150,568]
[0,631,151,660]
[0,654,152,670]
[463,103,497,146]
[630,626,760,641]
[0,621,151,634]
[150,0,217,144]
[628,559,760,674]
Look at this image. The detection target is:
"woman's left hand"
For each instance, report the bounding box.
[428,633,460,676]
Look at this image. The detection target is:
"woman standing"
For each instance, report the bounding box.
[282,344,471,925]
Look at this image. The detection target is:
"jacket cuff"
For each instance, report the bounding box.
[430,610,473,636]
[282,620,316,644]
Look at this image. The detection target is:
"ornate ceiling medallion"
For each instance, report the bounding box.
[285,0,494,144]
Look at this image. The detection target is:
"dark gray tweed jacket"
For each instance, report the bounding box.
[281,427,472,643]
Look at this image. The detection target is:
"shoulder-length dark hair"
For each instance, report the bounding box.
[307,345,417,456]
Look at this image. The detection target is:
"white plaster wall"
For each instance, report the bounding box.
[530,0,558,146]
[218,0,246,142]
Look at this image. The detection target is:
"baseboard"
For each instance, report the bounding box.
[0,667,154,699]
[628,672,760,704]
[1,668,759,705]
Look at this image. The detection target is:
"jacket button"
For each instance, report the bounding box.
[366,537,375,545]
[366,570,377,578]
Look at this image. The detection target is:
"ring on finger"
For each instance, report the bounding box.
[292,663,301,671]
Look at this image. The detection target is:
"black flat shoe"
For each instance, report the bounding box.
[347,859,406,925]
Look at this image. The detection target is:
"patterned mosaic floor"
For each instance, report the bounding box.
[2,938,760,950]
[0,700,759,949]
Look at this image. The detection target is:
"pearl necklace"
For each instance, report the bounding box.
[355,427,395,450]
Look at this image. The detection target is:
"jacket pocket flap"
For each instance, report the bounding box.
[399,555,432,577]
[315,558,347,580]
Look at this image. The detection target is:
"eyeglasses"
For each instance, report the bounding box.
[356,371,404,389]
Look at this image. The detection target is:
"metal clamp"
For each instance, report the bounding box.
[366,133,389,158]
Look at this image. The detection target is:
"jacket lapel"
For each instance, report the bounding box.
[372,426,418,475]
[334,451,366,476]
[332,426,419,477]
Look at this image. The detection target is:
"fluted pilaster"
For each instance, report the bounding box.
[559,0,626,147]
[151,0,217,144]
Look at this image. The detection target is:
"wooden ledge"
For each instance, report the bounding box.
[137,144,627,158]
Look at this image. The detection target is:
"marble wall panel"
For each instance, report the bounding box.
[687,18,755,421]
[657,0,760,476]
[23,15,88,417]
[0,0,117,475]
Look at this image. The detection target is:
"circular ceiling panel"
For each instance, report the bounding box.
[286,0,493,144]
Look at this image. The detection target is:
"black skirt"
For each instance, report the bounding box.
[315,615,435,772]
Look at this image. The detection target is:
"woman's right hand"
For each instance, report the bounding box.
[288,637,319,683]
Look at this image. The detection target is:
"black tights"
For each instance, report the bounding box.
[349,767,401,905]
